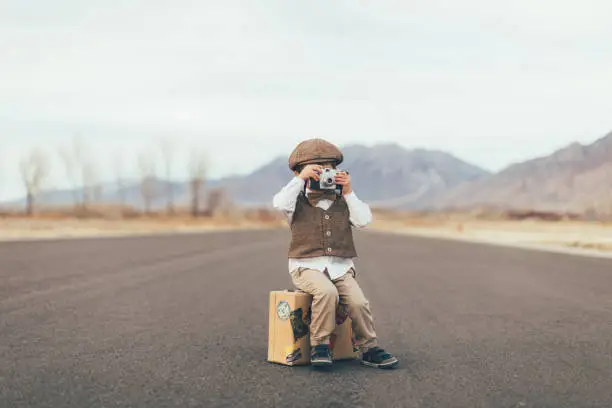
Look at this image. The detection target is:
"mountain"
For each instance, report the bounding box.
[7,133,612,215]
[215,143,491,208]
[433,131,612,214]
[2,142,490,211]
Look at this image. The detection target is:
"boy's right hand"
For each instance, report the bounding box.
[298,164,322,181]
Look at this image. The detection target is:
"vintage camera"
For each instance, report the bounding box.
[309,168,346,193]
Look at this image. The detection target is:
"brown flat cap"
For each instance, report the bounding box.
[288,138,343,171]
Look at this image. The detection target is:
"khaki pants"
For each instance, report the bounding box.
[289,267,378,353]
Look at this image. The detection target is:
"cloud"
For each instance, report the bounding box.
[0,0,611,200]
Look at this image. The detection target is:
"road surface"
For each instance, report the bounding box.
[1,229,611,408]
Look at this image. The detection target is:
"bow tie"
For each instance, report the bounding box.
[306,189,338,206]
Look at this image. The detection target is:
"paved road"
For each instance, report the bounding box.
[1,229,612,408]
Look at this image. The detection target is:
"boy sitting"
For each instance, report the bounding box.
[272,138,399,369]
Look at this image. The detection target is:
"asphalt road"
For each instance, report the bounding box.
[1,228,612,408]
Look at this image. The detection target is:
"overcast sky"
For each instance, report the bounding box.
[1,0,611,200]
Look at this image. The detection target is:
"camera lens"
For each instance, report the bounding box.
[327,178,333,184]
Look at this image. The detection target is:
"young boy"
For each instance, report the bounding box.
[272,138,399,369]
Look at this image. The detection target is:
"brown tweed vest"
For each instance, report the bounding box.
[288,191,357,259]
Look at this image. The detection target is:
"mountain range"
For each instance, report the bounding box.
[433,131,612,214]
[4,130,612,215]
[217,143,490,208]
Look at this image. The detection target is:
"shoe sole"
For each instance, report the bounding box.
[311,359,333,367]
[360,359,399,369]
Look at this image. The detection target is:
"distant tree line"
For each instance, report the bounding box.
[6,135,224,217]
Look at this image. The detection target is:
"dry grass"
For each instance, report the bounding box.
[3,205,612,254]
[0,204,286,241]
[369,208,612,254]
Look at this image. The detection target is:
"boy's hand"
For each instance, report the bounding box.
[297,164,322,181]
[335,171,352,195]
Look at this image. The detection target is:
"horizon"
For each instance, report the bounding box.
[2,1,612,201]
[2,133,611,203]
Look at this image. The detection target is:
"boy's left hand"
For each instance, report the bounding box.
[335,171,352,195]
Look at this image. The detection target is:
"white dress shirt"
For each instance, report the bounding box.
[272,176,373,280]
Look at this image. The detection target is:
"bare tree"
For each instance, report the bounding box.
[19,148,50,216]
[205,187,227,217]
[113,152,127,205]
[57,135,100,209]
[159,138,177,215]
[58,139,80,206]
[189,148,208,217]
[138,151,159,215]
[83,158,100,205]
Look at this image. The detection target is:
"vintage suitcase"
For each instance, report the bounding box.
[267,289,360,366]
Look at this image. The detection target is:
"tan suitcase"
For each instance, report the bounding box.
[267,289,359,366]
